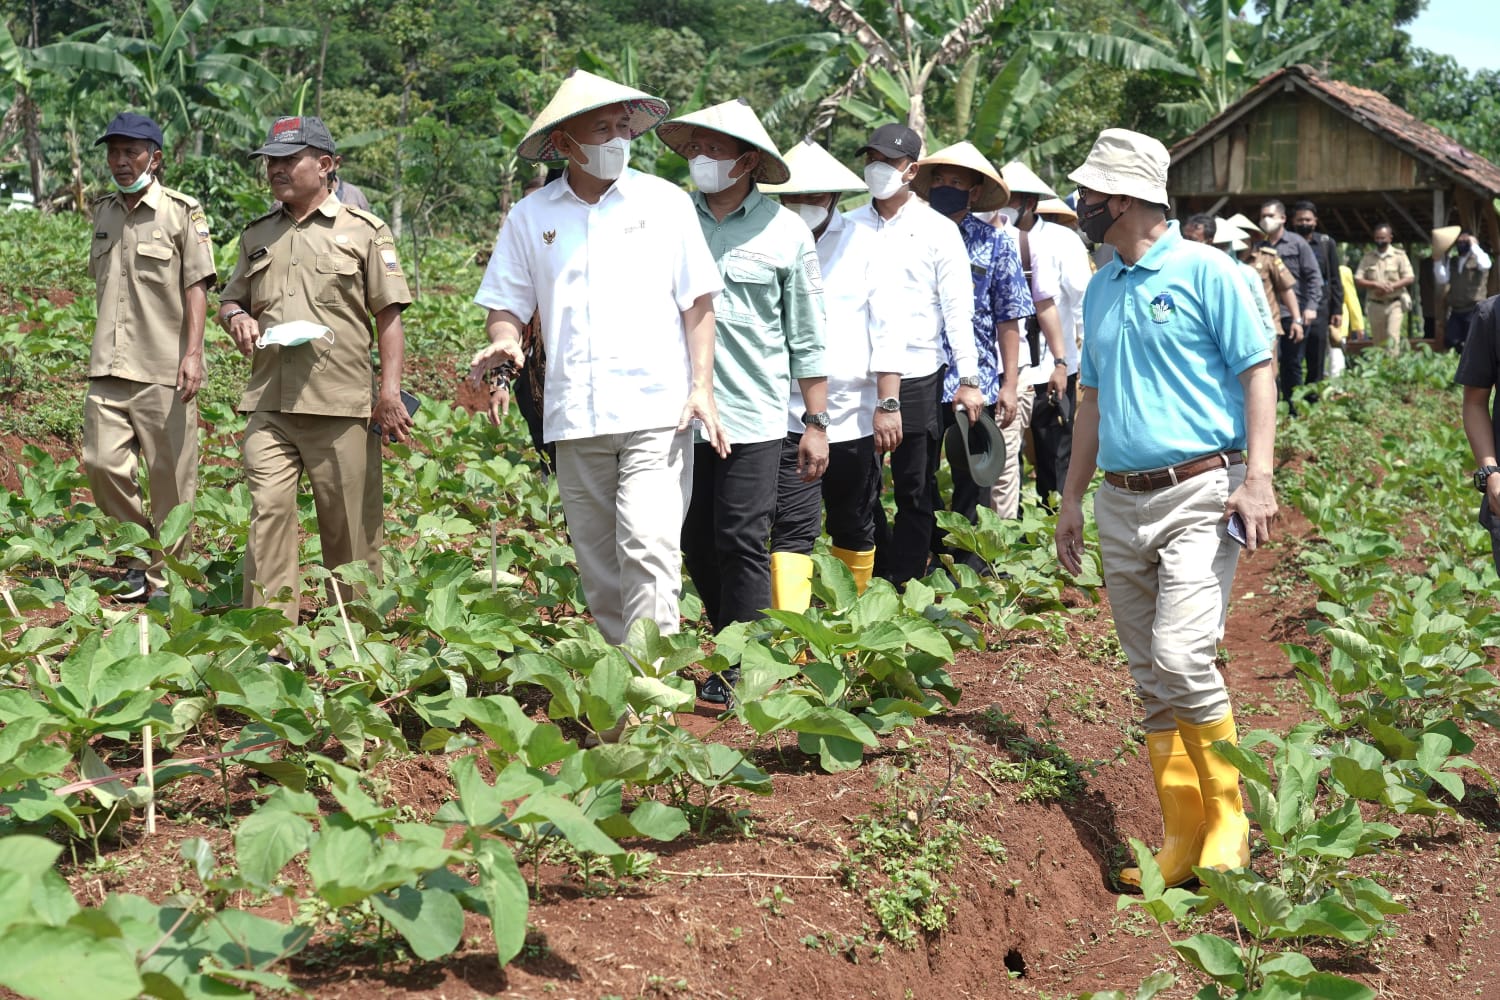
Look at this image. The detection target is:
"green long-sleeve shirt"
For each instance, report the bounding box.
[693,188,826,444]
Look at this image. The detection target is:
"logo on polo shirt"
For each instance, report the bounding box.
[1149,292,1175,324]
[542,229,556,245]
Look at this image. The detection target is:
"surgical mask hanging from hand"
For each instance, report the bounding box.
[113,170,153,195]
[573,137,631,181]
[864,161,907,200]
[792,202,829,231]
[256,321,335,350]
[690,154,744,195]
[926,185,971,217]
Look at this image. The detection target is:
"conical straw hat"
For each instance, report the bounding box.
[1432,225,1461,256]
[913,141,1009,212]
[1000,160,1057,199]
[761,138,866,195]
[1211,217,1245,245]
[1226,212,1264,238]
[657,98,791,185]
[1036,196,1076,222]
[517,69,669,162]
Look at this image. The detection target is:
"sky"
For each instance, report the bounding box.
[1407,0,1497,73]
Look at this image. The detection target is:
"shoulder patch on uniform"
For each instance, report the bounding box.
[189,207,211,243]
[161,187,201,209]
[380,248,402,274]
[345,206,387,229]
[802,249,823,291]
[372,234,395,247]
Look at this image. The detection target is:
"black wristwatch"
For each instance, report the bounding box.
[876,396,901,412]
[801,410,831,431]
[1474,466,1500,492]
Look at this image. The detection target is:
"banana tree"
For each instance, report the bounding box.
[1031,0,1329,132]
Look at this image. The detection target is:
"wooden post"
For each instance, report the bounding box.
[138,614,156,836]
[489,519,499,593]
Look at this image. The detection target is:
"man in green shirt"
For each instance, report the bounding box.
[658,98,829,707]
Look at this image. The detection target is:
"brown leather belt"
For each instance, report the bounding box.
[1104,451,1244,493]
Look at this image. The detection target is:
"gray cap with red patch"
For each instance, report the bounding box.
[251,116,337,157]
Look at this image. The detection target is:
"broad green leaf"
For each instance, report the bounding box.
[624,800,689,841]
[371,886,463,961]
[1171,932,1245,987]
[476,842,528,965]
[235,809,313,887]
[512,792,622,857]
[0,924,143,1000]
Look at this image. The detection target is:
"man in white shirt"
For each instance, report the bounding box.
[849,123,981,587]
[763,139,904,607]
[469,70,725,650]
[1000,161,1084,510]
[1435,226,1493,353]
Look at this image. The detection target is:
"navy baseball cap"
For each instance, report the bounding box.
[251,116,337,157]
[95,112,163,148]
[859,123,922,161]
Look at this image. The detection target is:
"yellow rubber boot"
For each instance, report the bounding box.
[830,546,876,595]
[770,552,815,613]
[1119,728,1206,889]
[1177,711,1251,872]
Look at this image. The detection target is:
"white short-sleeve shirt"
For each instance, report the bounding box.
[475,169,723,442]
[1022,217,1087,385]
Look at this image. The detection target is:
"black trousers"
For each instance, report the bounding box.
[682,438,781,633]
[771,433,880,555]
[1276,316,1305,405]
[930,400,996,572]
[1031,373,1077,508]
[874,367,945,586]
[1303,318,1328,386]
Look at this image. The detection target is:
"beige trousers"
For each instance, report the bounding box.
[83,377,198,590]
[555,427,693,645]
[989,387,1035,518]
[242,410,383,623]
[1367,300,1405,355]
[1094,465,1245,731]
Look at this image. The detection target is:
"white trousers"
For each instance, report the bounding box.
[989,388,1035,518]
[555,427,693,645]
[1094,465,1244,731]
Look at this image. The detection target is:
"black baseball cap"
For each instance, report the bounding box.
[95,112,163,149]
[251,116,337,157]
[859,123,922,161]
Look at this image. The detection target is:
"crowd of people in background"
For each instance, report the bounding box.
[81,65,1498,890]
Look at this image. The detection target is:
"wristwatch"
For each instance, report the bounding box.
[1474,466,1500,492]
[876,397,901,412]
[958,376,981,388]
[1053,358,1067,367]
[801,410,831,430]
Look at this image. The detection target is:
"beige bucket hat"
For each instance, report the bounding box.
[1036,197,1077,222]
[761,138,866,195]
[1226,212,1264,239]
[1433,225,1462,256]
[1000,160,1058,199]
[657,98,791,185]
[1067,128,1170,205]
[913,141,1009,212]
[517,69,669,162]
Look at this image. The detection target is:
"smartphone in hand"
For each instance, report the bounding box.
[1227,511,1249,547]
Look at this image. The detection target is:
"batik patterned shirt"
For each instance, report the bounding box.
[942,214,1034,403]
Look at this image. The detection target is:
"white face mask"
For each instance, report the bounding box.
[257,321,335,350]
[689,154,744,195]
[1261,215,1283,234]
[792,202,829,231]
[996,206,1019,227]
[114,170,153,195]
[572,136,630,181]
[864,161,907,200]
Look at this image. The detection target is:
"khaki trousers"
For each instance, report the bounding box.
[242,410,382,623]
[989,387,1035,518]
[1094,465,1244,731]
[1367,299,1405,356]
[555,427,692,645]
[83,377,198,590]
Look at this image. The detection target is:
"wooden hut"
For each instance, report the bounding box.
[1169,65,1500,338]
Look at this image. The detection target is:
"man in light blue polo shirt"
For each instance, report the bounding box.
[1053,129,1278,893]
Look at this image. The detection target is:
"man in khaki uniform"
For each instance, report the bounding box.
[1355,223,1414,355]
[1241,244,1302,342]
[219,116,413,624]
[86,112,216,601]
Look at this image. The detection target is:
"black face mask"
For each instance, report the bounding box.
[1292,223,1316,237]
[926,184,971,217]
[1375,241,1391,252]
[1077,195,1117,245]
[1457,241,1472,256]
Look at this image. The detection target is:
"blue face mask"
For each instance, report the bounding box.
[114,170,153,194]
[927,184,971,217]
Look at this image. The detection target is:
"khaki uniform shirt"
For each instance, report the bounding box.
[222,192,412,418]
[1450,253,1491,312]
[89,181,217,386]
[1357,247,1413,303]
[1247,246,1296,321]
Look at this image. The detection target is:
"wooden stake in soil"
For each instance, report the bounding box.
[137,613,156,835]
[2,585,56,684]
[490,518,499,593]
[331,573,359,663]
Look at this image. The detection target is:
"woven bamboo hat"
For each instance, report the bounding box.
[1036,197,1076,222]
[913,141,1009,212]
[761,138,866,195]
[1212,217,1250,251]
[1226,212,1264,238]
[1432,225,1462,256]
[1000,160,1058,199]
[657,98,791,185]
[517,69,669,162]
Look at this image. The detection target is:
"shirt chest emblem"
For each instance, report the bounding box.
[1149,292,1175,324]
[542,229,556,245]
